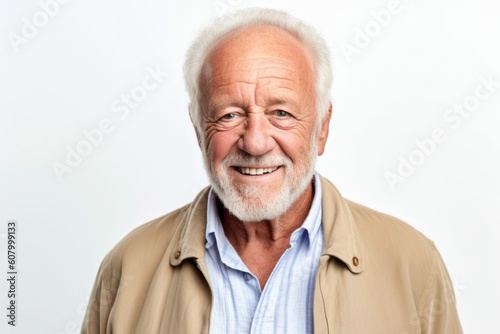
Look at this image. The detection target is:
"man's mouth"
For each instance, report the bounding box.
[234,166,281,176]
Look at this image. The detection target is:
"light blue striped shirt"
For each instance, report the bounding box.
[205,174,323,333]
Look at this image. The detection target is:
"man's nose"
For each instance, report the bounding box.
[237,114,275,156]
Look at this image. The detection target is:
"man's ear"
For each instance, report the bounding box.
[188,103,203,149]
[194,127,202,149]
[317,103,332,156]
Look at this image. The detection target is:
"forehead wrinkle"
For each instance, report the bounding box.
[208,82,252,114]
[256,76,300,87]
[209,80,302,111]
[212,67,298,84]
[236,55,296,63]
[210,75,300,99]
[210,81,255,103]
[209,52,302,76]
[212,77,299,97]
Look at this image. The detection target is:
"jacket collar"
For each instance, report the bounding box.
[169,187,210,266]
[319,175,364,274]
[170,175,364,274]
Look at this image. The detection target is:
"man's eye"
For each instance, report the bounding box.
[275,110,289,117]
[222,113,236,120]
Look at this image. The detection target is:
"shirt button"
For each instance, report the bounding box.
[352,256,359,266]
[243,273,251,281]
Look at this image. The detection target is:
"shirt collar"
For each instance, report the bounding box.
[169,174,364,275]
[204,191,221,250]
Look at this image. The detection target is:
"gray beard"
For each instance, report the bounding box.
[203,142,318,222]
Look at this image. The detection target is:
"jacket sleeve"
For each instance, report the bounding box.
[414,246,463,334]
[81,261,115,334]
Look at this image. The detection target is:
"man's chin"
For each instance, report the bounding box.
[209,168,309,222]
[213,186,279,221]
[227,205,283,223]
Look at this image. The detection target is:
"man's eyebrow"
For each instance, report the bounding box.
[266,97,290,105]
[264,95,299,109]
[206,100,240,115]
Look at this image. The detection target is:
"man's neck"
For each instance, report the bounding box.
[218,182,314,289]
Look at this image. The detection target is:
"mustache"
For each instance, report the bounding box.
[221,152,292,167]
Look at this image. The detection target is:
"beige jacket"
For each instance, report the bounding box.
[82,176,462,333]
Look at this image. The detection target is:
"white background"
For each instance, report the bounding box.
[1,0,499,333]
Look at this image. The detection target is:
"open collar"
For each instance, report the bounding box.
[170,175,365,274]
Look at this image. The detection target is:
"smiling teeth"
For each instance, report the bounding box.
[239,166,279,175]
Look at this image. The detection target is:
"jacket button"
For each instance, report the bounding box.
[352,256,359,266]
[174,250,181,259]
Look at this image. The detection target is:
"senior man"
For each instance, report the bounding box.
[82,8,462,334]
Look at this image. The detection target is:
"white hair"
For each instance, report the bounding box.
[183,7,333,136]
